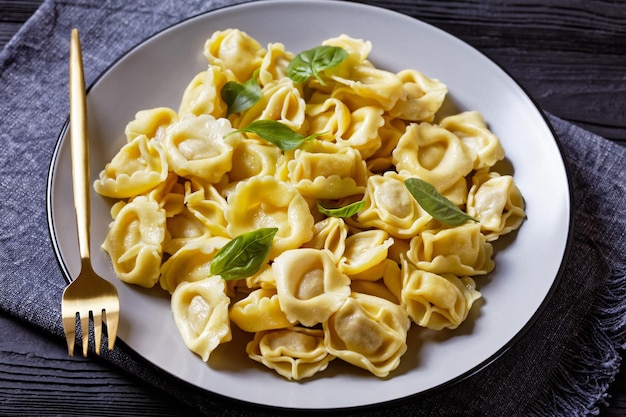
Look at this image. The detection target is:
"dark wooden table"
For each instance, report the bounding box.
[1,1,625,415]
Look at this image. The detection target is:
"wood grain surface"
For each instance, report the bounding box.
[1,1,625,416]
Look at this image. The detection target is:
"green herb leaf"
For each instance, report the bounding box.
[210,227,278,281]
[220,69,261,116]
[317,200,365,218]
[404,178,478,226]
[233,119,318,151]
[287,45,348,85]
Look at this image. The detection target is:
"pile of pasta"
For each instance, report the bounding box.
[94,29,525,380]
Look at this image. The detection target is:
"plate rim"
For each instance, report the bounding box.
[46,0,574,410]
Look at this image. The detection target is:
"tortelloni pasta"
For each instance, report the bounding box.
[225,176,314,259]
[400,258,481,330]
[94,134,168,199]
[163,114,242,183]
[272,248,351,327]
[102,196,165,288]
[171,276,232,362]
[246,326,334,381]
[95,29,526,381]
[324,293,410,377]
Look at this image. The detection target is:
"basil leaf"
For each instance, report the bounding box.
[233,120,318,151]
[220,70,261,116]
[210,228,278,281]
[287,45,348,85]
[404,178,478,226]
[317,200,365,218]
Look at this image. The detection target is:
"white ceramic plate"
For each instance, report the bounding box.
[47,0,571,410]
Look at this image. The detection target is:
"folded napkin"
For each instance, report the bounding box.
[1,0,625,416]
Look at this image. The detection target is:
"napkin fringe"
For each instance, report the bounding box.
[529,262,626,416]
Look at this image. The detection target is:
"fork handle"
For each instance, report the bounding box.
[69,29,91,263]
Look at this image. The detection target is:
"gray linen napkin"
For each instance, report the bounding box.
[1,0,625,416]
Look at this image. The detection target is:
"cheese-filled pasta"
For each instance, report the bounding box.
[393,122,474,194]
[159,236,229,294]
[302,217,348,262]
[143,172,185,217]
[401,258,481,330]
[163,114,242,183]
[366,115,407,172]
[184,179,229,238]
[227,139,283,183]
[389,69,447,122]
[440,111,505,170]
[163,206,211,255]
[230,288,295,333]
[407,223,495,276]
[246,326,334,380]
[124,107,179,142]
[287,140,368,200]
[357,171,434,238]
[467,170,526,241]
[324,292,410,377]
[322,34,372,62]
[171,276,232,362]
[102,196,165,288]
[330,64,403,112]
[225,176,314,258]
[305,97,351,142]
[94,134,168,199]
[258,42,294,86]
[335,105,384,159]
[203,28,265,82]
[95,29,526,382]
[272,248,351,327]
[235,78,306,132]
[178,66,231,118]
[339,230,394,276]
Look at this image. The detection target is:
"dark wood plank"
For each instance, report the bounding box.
[0,311,202,416]
[368,0,626,144]
[0,0,43,46]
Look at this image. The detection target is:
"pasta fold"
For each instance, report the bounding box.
[102,196,165,288]
[273,248,351,327]
[171,276,232,361]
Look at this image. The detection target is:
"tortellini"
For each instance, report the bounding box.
[163,114,242,183]
[95,29,525,380]
[171,276,232,362]
[94,134,168,198]
[406,223,495,276]
[204,28,265,82]
[230,288,295,332]
[102,196,165,288]
[324,293,410,377]
[225,176,315,259]
[235,77,306,132]
[467,170,526,241]
[272,248,351,327]
[392,122,474,195]
[287,140,369,200]
[401,258,481,330]
[246,326,334,380]
[178,67,230,118]
[159,236,229,294]
[124,107,179,142]
[357,171,434,239]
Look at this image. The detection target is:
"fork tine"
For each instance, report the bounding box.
[105,309,119,351]
[62,313,77,357]
[93,309,103,355]
[80,312,90,357]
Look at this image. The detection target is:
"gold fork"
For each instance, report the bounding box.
[61,28,120,357]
